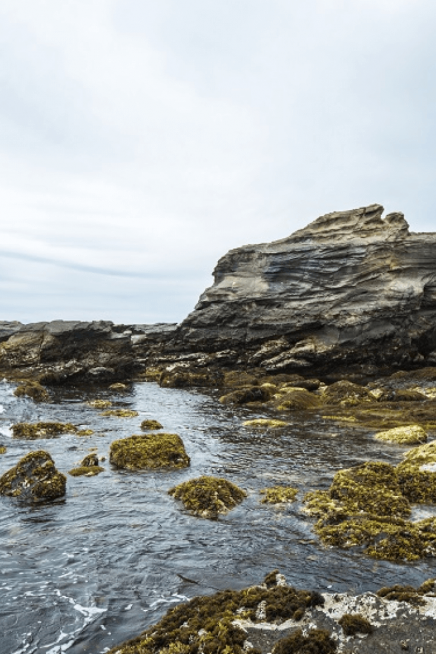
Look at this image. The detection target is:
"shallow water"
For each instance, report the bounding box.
[0,379,435,654]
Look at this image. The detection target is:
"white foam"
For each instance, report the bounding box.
[0,424,12,438]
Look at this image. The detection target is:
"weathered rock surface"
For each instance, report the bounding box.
[0,320,176,383]
[0,450,66,501]
[167,205,436,374]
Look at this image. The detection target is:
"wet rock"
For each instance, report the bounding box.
[140,419,163,430]
[14,380,50,402]
[100,409,138,418]
[86,399,112,409]
[0,450,66,501]
[243,419,288,429]
[260,486,298,504]
[110,433,190,470]
[219,386,271,405]
[12,422,78,439]
[68,453,104,477]
[273,387,321,411]
[169,475,246,519]
[322,380,374,406]
[374,425,427,445]
[159,368,223,388]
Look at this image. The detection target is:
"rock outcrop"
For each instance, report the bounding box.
[0,320,177,383]
[168,205,436,374]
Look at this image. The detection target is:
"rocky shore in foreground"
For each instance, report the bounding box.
[2,204,436,653]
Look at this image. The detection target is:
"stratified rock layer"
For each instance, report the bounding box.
[172,205,436,373]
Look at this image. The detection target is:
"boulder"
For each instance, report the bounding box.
[168,475,246,519]
[13,380,50,402]
[374,425,427,445]
[0,450,66,501]
[110,433,190,470]
[169,205,436,374]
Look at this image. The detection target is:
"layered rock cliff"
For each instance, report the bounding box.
[171,204,436,373]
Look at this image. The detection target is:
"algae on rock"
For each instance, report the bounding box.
[12,422,78,439]
[140,419,163,431]
[243,419,288,429]
[272,629,336,654]
[260,486,298,504]
[110,433,190,470]
[87,399,112,409]
[69,452,105,477]
[14,380,50,403]
[101,409,138,418]
[374,424,427,445]
[0,450,66,501]
[169,475,246,519]
[338,613,374,636]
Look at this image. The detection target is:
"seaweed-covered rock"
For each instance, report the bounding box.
[219,386,271,405]
[169,475,246,519]
[0,444,6,454]
[274,387,321,411]
[106,578,324,654]
[396,440,436,502]
[101,409,138,418]
[109,382,128,390]
[374,424,427,444]
[140,419,163,431]
[338,613,374,636]
[0,450,66,501]
[272,629,336,654]
[260,486,298,504]
[322,380,374,406]
[110,433,190,470]
[160,369,222,389]
[12,422,78,439]
[14,380,50,402]
[69,452,104,477]
[86,399,112,409]
[244,419,288,429]
[303,460,436,561]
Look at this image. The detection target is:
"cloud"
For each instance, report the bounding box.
[0,1,435,323]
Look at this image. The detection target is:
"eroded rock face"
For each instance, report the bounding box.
[0,451,66,501]
[172,205,436,373]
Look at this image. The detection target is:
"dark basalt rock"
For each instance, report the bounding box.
[0,450,66,501]
[167,205,436,374]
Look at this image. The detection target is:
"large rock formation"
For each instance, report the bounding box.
[169,204,436,374]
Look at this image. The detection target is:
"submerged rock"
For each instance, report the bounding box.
[169,475,246,519]
[374,424,427,445]
[243,419,288,429]
[110,433,190,470]
[12,422,78,439]
[140,419,163,431]
[69,452,104,477]
[14,380,50,402]
[101,409,138,418]
[86,399,112,409]
[0,450,66,501]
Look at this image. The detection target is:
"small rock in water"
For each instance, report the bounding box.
[0,450,66,501]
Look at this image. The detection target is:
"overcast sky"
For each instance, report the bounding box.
[1,0,435,325]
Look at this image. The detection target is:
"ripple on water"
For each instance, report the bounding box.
[0,381,433,653]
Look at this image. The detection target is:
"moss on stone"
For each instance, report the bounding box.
[322,380,374,406]
[272,629,337,654]
[396,440,436,503]
[169,476,246,519]
[12,422,78,439]
[76,429,94,437]
[101,409,139,418]
[106,578,325,654]
[0,450,66,501]
[302,459,436,561]
[141,419,163,431]
[260,486,298,504]
[87,399,112,409]
[338,614,374,636]
[243,419,288,429]
[274,388,321,411]
[69,465,105,477]
[14,380,50,403]
[219,386,271,405]
[374,424,428,444]
[375,582,435,605]
[110,433,190,471]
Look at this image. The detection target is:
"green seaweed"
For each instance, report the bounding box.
[141,419,163,431]
[101,409,138,418]
[12,422,78,439]
[14,380,49,403]
[260,486,298,504]
[272,629,336,654]
[338,614,373,636]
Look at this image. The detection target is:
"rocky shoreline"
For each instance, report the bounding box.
[2,204,436,652]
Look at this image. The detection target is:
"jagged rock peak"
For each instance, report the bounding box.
[288,204,409,243]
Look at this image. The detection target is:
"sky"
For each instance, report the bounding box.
[1,0,435,325]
